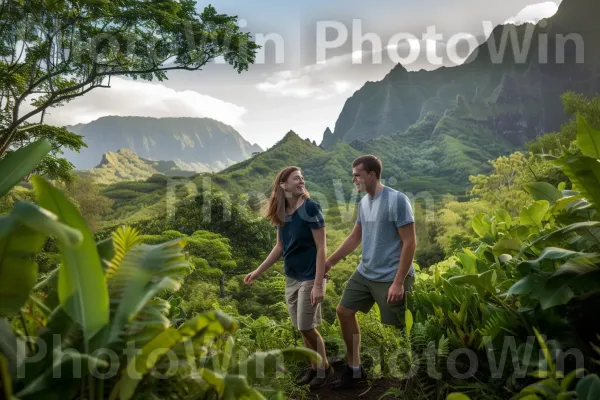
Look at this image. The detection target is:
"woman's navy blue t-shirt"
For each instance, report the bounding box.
[277,198,326,281]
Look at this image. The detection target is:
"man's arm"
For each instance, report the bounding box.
[387,222,416,303]
[393,223,416,285]
[327,223,362,269]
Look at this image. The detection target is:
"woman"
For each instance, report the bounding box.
[243,166,334,389]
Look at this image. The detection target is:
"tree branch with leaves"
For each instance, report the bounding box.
[0,0,259,166]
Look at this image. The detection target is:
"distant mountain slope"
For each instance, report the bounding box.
[63,116,263,170]
[201,131,328,195]
[322,0,600,149]
[77,148,197,184]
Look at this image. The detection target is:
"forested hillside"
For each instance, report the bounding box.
[63,116,263,171]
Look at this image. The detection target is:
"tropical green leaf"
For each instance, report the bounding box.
[523,182,562,203]
[106,226,143,279]
[472,214,490,238]
[575,374,600,400]
[458,248,478,274]
[519,201,550,228]
[577,113,600,159]
[508,273,549,296]
[0,216,46,316]
[11,201,82,246]
[118,311,237,400]
[31,176,109,343]
[107,237,190,346]
[561,369,585,391]
[448,270,497,295]
[0,353,12,399]
[520,222,600,256]
[539,282,574,309]
[492,237,521,257]
[0,139,52,198]
[494,209,512,229]
[518,247,597,271]
[557,155,600,209]
[0,318,26,380]
[406,309,414,335]
[446,394,472,400]
[232,347,321,383]
[14,352,109,398]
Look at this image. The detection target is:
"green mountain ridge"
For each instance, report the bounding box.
[319,0,599,180]
[77,148,197,184]
[62,116,263,171]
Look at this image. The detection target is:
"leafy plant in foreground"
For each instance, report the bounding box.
[0,139,319,399]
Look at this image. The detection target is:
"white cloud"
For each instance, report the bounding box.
[26,77,247,128]
[255,34,476,100]
[256,65,358,100]
[505,2,559,25]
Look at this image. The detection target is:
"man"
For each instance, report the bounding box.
[325,155,417,389]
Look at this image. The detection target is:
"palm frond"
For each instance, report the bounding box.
[106,226,143,279]
[107,237,191,346]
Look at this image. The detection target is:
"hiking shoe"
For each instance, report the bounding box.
[308,364,335,389]
[331,364,367,390]
[296,367,317,385]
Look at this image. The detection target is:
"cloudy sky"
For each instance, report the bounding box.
[44,0,561,150]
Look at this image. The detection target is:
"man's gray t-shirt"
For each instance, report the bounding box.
[356,186,415,282]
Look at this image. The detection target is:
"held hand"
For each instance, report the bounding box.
[324,259,333,274]
[387,282,404,304]
[243,270,260,285]
[311,285,324,306]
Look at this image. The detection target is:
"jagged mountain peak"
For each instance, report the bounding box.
[322,0,599,149]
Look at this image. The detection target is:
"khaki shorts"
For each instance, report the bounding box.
[339,270,415,326]
[285,276,326,331]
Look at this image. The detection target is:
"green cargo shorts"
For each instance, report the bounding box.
[339,270,415,326]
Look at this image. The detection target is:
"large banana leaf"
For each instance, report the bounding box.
[15,352,109,400]
[0,217,46,316]
[0,318,26,381]
[201,369,267,400]
[577,113,600,159]
[31,176,109,344]
[0,201,84,315]
[557,155,600,210]
[0,138,51,198]
[523,182,562,204]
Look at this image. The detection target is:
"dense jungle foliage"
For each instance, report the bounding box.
[2,92,600,400]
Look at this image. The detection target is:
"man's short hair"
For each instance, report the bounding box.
[353,155,382,179]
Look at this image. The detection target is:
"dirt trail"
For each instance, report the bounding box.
[303,359,401,400]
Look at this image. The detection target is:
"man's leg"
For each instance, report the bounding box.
[336,304,361,367]
[333,271,373,388]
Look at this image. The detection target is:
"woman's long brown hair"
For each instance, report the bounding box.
[264,166,310,227]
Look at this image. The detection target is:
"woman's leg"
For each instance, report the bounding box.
[300,328,329,370]
[301,333,318,369]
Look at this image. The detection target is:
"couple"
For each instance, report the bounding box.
[244,155,417,390]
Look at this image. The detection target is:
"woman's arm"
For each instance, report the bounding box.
[310,226,327,305]
[244,230,283,284]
